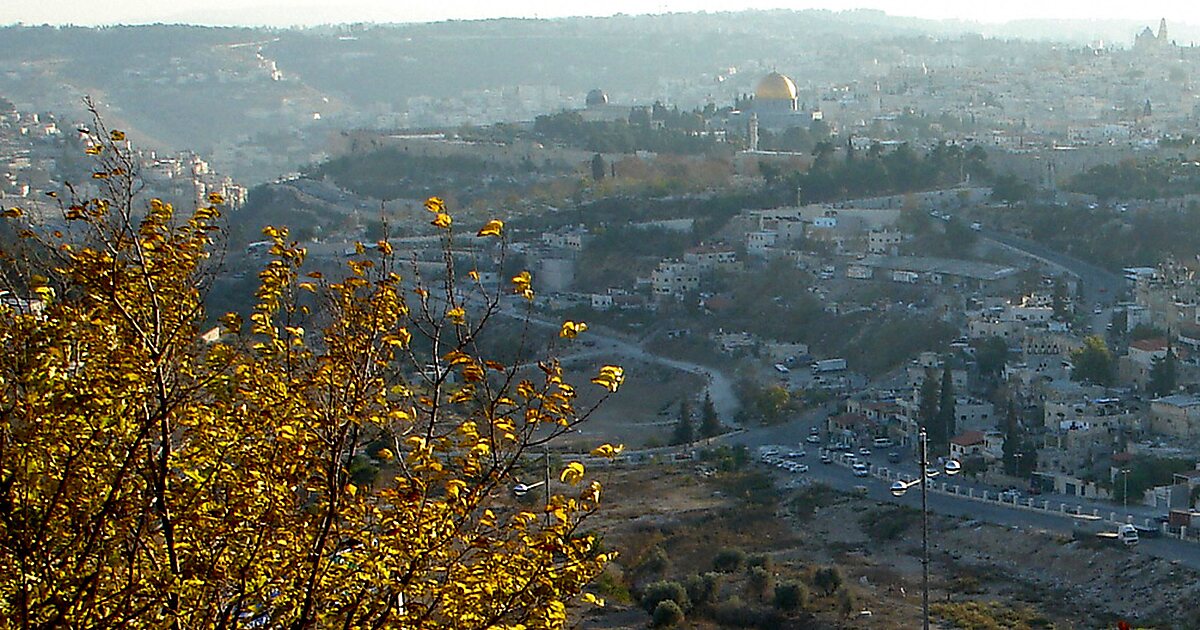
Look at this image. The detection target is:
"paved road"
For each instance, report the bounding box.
[980,228,1125,307]
[496,302,740,423]
[724,402,1200,565]
[757,447,1200,572]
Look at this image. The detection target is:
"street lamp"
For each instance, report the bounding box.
[888,429,961,630]
[1121,468,1130,514]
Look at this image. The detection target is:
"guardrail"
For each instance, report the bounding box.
[825,450,1200,544]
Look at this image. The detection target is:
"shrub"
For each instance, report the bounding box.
[641,580,690,614]
[593,566,633,604]
[813,565,845,596]
[651,600,685,627]
[859,505,919,541]
[837,586,857,618]
[747,553,774,571]
[638,546,671,575]
[746,566,774,602]
[684,572,722,608]
[713,547,747,573]
[711,596,785,628]
[774,581,809,612]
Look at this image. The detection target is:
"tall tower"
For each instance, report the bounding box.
[1158,18,1168,43]
[748,113,759,152]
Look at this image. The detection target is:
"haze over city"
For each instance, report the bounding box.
[6,0,1200,27]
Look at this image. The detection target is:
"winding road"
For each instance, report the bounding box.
[496,301,740,422]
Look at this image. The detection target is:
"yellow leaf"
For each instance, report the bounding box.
[462,362,485,382]
[377,239,393,255]
[560,461,585,486]
[1,207,22,219]
[559,320,588,339]
[298,282,316,293]
[443,350,471,366]
[590,443,625,458]
[511,270,534,300]
[377,448,394,461]
[447,306,466,325]
[446,479,467,498]
[84,144,102,155]
[431,213,452,229]
[590,365,625,393]
[582,592,606,607]
[424,196,445,213]
[110,130,126,141]
[476,219,504,237]
[207,192,225,205]
[468,269,480,281]
[345,483,357,497]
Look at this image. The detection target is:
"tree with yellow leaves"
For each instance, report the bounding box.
[0,112,622,628]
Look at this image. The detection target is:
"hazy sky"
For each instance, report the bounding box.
[3,0,1200,27]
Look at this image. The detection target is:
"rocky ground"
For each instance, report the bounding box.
[573,461,1200,629]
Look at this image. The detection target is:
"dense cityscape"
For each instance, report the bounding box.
[6,7,1200,629]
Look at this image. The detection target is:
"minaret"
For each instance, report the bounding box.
[1158,18,1168,44]
[748,113,759,152]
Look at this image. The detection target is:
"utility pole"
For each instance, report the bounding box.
[920,429,930,630]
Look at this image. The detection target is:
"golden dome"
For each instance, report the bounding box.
[755,72,798,101]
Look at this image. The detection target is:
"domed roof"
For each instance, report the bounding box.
[755,72,797,101]
[585,89,609,107]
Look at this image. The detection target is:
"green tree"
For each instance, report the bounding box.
[673,399,694,445]
[990,173,1033,205]
[918,368,939,432]
[1148,349,1178,397]
[1002,403,1021,476]
[975,336,1008,382]
[699,392,721,438]
[1071,335,1116,386]
[590,153,606,182]
[1112,457,1194,505]
[1051,278,1070,321]
[936,367,956,452]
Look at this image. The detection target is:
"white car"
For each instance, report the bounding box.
[852,463,870,477]
[793,463,810,473]
[805,434,821,444]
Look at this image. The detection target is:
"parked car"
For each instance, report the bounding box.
[852,463,870,477]
[858,448,872,458]
[793,464,810,473]
[805,434,821,444]
[820,453,833,464]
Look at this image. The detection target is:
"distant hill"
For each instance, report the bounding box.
[1,11,1195,180]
